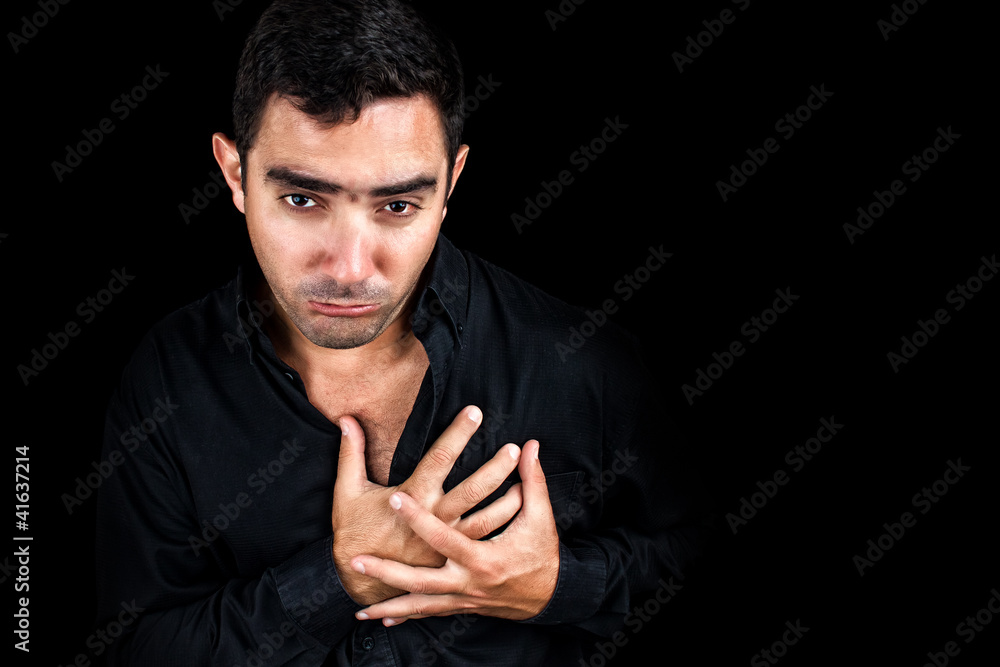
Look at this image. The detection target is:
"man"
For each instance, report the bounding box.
[95,0,708,664]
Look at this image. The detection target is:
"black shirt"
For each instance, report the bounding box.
[95,233,708,666]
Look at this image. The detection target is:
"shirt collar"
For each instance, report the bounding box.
[231,232,469,363]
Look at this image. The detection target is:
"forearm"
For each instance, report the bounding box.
[520,519,707,637]
[98,523,362,665]
[99,548,339,665]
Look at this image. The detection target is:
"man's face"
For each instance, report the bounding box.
[235,94,463,350]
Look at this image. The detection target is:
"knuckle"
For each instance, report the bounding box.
[459,478,489,505]
[425,446,455,469]
[463,515,490,539]
[461,514,486,540]
[427,526,452,549]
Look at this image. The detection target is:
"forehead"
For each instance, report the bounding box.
[250,93,449,183]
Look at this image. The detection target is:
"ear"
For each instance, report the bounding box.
[441,144,470,222]
[212,132,246,214]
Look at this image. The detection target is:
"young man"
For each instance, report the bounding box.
[95,1,708,664]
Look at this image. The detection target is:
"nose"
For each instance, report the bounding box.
[320,214,374,286]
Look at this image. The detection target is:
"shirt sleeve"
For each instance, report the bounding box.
[94,342,362,666]
[519,333,714,637]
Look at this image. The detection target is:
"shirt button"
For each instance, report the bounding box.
[285,372,294,380]
[457,323,464,332]
[362,636,374,650]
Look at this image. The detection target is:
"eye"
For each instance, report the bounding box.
[282,194,317,208]
[382,201,422,216]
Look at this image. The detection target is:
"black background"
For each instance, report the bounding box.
[4,0,997,664]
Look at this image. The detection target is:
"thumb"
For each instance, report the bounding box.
[518,440,552,517]
[335,415,368,490]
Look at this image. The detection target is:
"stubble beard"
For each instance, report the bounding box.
[271,274,420,350]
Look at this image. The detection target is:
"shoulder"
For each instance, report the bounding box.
[461,247,647,377]
[115,276,245,393]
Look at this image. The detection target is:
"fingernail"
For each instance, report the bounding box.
[467,406,482,423]
[339,419,349,436]
[507,444,519,460]
[390,493,402,510]
[533,441,539,460]
[352,561,365,574]
[384,618,396,627]
[356,611,369,620]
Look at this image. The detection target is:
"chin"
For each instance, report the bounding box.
[298,315,388,350]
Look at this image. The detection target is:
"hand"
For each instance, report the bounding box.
[349,439,560,625]
[331,406,524,605]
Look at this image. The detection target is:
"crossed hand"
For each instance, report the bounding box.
[330,406,560,625]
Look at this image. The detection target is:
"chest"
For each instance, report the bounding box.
[302,357,428,485]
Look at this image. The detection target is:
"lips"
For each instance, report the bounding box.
[308,301,379,317]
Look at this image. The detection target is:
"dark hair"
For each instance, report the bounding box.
[233,0,464,182]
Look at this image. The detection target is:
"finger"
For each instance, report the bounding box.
[406,406,482,495]
[456,482,523,540]
[382,614,431,626]
[438,442,520,522]
[357,593,469,621]
[350,551,460,596]
[518,440,553,519]
[334,415,370,492]
[392,491,476,563]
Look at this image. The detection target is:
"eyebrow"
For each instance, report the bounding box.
[264,166,438,199]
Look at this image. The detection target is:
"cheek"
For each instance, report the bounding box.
[380,221,440,279]
[246,218,303,288]
[247,205,306,260]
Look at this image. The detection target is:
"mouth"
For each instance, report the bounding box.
[308,301,380,317]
